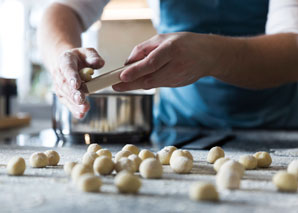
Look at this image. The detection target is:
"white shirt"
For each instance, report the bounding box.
[56,0,298,34]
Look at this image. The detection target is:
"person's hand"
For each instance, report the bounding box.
[113,32,222,91]
[52,47,105,119]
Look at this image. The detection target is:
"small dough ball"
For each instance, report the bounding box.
[114,171,142,194]
[207,146,225,164]
[170,150,193,165]
[96,149,112,159]
[239,155,257,170]
[122,144,140,155]
[157,146,177,165]
[128,154,142,172]
[287,160,298,178]
[213,157,230,173]
[216,169,241,190]
[79,67,94,82]
[30,152,49,168]
[273,171,298,192]
[44,150,60,166]
[253,151,272,168]
[77,173,102,192]
[71,163,93,182]
[64,161,78,176]
[115,158,136,173]
[115,150,132,162]
[138,149,155,161]
[82,152,99,166]
[93,156,114,175]
[189,182,219,201]
[170,156,193,174]
[7,156,26,176]
[139,158,163,179]
[220,160,245,178]
[87,143,101,153]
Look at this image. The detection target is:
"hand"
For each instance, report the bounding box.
[52,47,105,119]
[112,32,221,91]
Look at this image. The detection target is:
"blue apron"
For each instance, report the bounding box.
[154,0,298,129]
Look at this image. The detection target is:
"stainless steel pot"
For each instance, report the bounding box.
[52,91,154,144]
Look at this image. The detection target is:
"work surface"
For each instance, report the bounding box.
[1,121,298,213]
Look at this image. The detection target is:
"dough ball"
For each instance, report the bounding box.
[287,160,298,178]
[138,149,155,161]
[115,158,136,173]
[220,160,245,178]
[170,150,193,165]
[239,155,257,170]
[207,146,225,164]
[157,146,177,165]
[122,144,140,155]
[96,149,112,159]
[71,163,93,183]
[189,182,219,201]
[77,173,102,192]
[273,171,298,192]
[87,143,101,153]
[44,150,60,166]
[7,156,26,176]
[216,169,241,190]
[93,156,114,175]
[79,67,94,82]
[114,170,142,194]
[253,151,272,168]
[170,156,193,174]
[115,150,132,162]
[128,154,142,172]
[139,158,163,179]
[82,152,99,166]
[30,152,48,168]
[213,157,230,173]
[64,161,78,176]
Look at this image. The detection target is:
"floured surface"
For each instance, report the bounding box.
[0,142,298,213]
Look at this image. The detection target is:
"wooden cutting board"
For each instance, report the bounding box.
[0,114,31,129]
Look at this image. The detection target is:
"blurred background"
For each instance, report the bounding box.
[0,0,156,119]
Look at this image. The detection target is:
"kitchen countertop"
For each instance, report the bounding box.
[1,120,298,213]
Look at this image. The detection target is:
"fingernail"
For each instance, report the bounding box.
[70,79,76,88]
[74,92,83,103]
[113,85,121,91]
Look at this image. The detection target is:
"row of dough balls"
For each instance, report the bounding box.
[6,150,60,176]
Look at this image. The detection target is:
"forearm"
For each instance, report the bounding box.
[37,3,83,71]
[213,33,298,89]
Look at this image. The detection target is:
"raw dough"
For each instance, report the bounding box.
[82,152,99,166]
[170,156,193,174]
[87,143,102,153]
[139,158,163,179]
[30,152,49,168]
[253,151,272,168]
[44,150,60,166]
[79,67,94,82]
[288,160,298,178]
[189,182,219,201]
[7,156,26,176]
[157,146,177,165]
[93,156,114,175]
[138,149,155,161]
[115,150,132,162]
[115,157,136,173]
[128,154,142,172]
[64,161,78,176]
[96,149,112,159]
[170,150,193,165]
[216,169,241,190]
[77,173,102,192]
[207,146,225,164]
[220,160,245,178]
[71,163,93,182]
[239,155,257,170]
[114,170,142,194]
[122,144,140,155]
[213,157,230,173]
[273,171,298,192]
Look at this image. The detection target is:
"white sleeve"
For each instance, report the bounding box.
[266,0,298,34]
[55,0,110,30]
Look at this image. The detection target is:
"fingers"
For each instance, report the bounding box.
[78,48,105,69]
